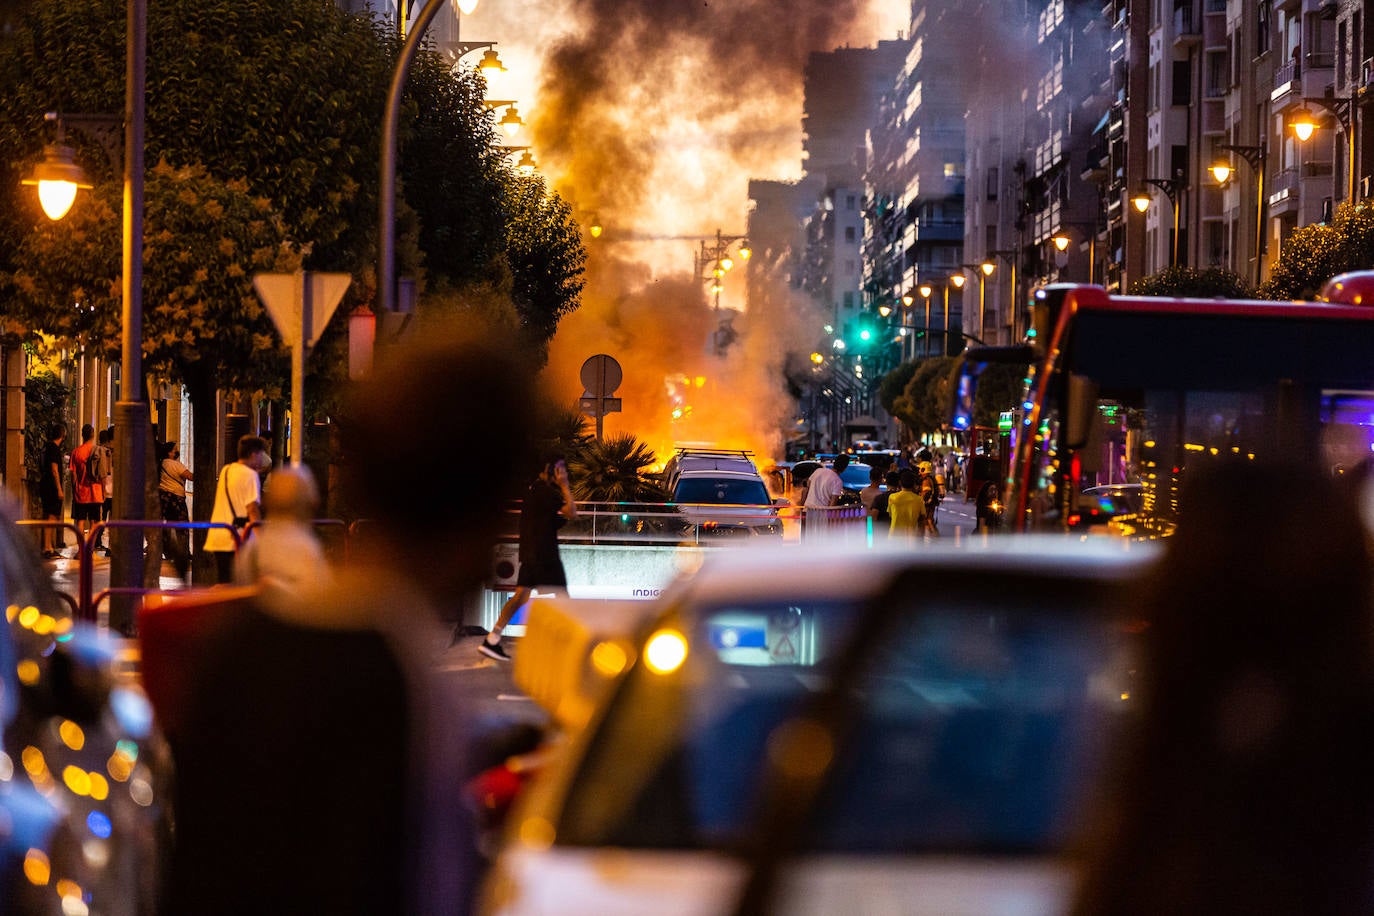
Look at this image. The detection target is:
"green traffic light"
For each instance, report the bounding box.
[859,329,872,341]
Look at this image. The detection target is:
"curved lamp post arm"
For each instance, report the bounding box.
[379,0,450,315]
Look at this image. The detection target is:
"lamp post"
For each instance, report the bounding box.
[484,100,525,139]
[1050,223,1098,284]
[381,1,503,316]
[945,274,964,356]
[694,228,752,311]
[1130,175,1185,268]
[1289,95,1356,204]
[1209,141,1266,286]
[961,262,995,343]
[20,1,147,631]
[918,283,933,357]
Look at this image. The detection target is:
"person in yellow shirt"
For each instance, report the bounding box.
[888,468,927,543]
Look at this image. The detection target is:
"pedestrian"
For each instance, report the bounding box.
[869,470,901,525]
[975,480,1001,532]
[203,435,271,584]
[38,423,66,559]
[1072,462,1374,915]
[887,468,927,543]
[804,453,848,509]
[919,461,941,533]
[858,465,885,513]
[158,440,194,579]
[480,452,579,662]
[234,464,332,603]
[166,324,536,915]
[93,426,114,554]
[69,423,104,550]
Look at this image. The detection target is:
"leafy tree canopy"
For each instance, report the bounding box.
[892,356,956,436]
[5,160,299,394]
[1260,203,1374,300]
[1128,265,1252,298]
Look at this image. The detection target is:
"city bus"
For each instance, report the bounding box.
[950,274,1374,536]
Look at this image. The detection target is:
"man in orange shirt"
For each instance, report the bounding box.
[70,423,105,548]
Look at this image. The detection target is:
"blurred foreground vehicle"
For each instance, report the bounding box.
[481,539,1156,916]
[2,499,167,915]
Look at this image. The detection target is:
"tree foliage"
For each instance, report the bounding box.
[973,363,1027,428]
[567,434,667,503]
[1260,203,1374,300]
[892,356,956,436]
[22,370,69,513]
[1128,265,1252,298]
[5,161,300,392]
[877,361,917,417]
[501,175,586,348]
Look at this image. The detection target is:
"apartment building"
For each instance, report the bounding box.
[862,4,968,354]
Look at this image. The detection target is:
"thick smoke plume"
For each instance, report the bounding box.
[533,0,895,466]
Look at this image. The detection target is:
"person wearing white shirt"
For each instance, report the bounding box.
[204,435,272,583]
[803,454,849,508]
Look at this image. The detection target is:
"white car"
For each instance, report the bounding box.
[666,450,784,539]
[480,539,1157,915]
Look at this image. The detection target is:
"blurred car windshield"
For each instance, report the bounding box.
[838,463,873,489]
[559,586,1134,855]
[674,478,772,506]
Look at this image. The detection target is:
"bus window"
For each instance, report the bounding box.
[1320,391,1374,474]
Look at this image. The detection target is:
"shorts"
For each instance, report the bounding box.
[516,557,567,589]
[73,501,102,522]
[41,492,62,518]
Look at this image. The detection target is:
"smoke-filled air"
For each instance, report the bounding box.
[522,0,907,466]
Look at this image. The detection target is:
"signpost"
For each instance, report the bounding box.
[579,354,623,440]
[254,271,350,465]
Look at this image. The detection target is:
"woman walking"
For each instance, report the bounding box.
[158,440,194,579]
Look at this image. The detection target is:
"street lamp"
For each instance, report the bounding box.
[1290,95,1357,204]
[1209,141,1267,286]
[961,262,994,342]
[918,284,934,357]
[1050,224,1098,284]
[20,4,148,632]
[484,100,525,139]
[943,274,964,356]
[1131,176,1185,267]
[694,228,751,311]
[20,138,93,221]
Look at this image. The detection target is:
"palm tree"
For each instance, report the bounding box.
[539,404,593,458]
[568,434,668,504]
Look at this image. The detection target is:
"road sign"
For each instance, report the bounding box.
[253,271,351,465]
[580,353,622,397]
[254,271,350,349]
[579,354,624,440]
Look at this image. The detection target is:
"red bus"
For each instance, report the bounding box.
[951,275,1374,536]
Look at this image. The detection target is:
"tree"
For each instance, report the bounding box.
[4,161,300,576]
[22,370,69,517]
[1260,203,1374,300]
[892,356,956,437]
[568,434,667,504]
[877,361,918,418]
[500,175,587,351]
[972,363,1027,428]
[1128,266,1252,298]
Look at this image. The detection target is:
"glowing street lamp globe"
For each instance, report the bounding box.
[21,144,92,221]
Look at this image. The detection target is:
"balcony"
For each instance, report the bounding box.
[1173,5,1200,45]
[909,219,964,242]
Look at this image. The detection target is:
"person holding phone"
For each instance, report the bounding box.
[480,453,578,662]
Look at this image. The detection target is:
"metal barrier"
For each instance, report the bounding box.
[242,518,352,561]
[15,519,86,615]
[85,520,241,625]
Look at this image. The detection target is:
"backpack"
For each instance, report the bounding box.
[78,446,102,488]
